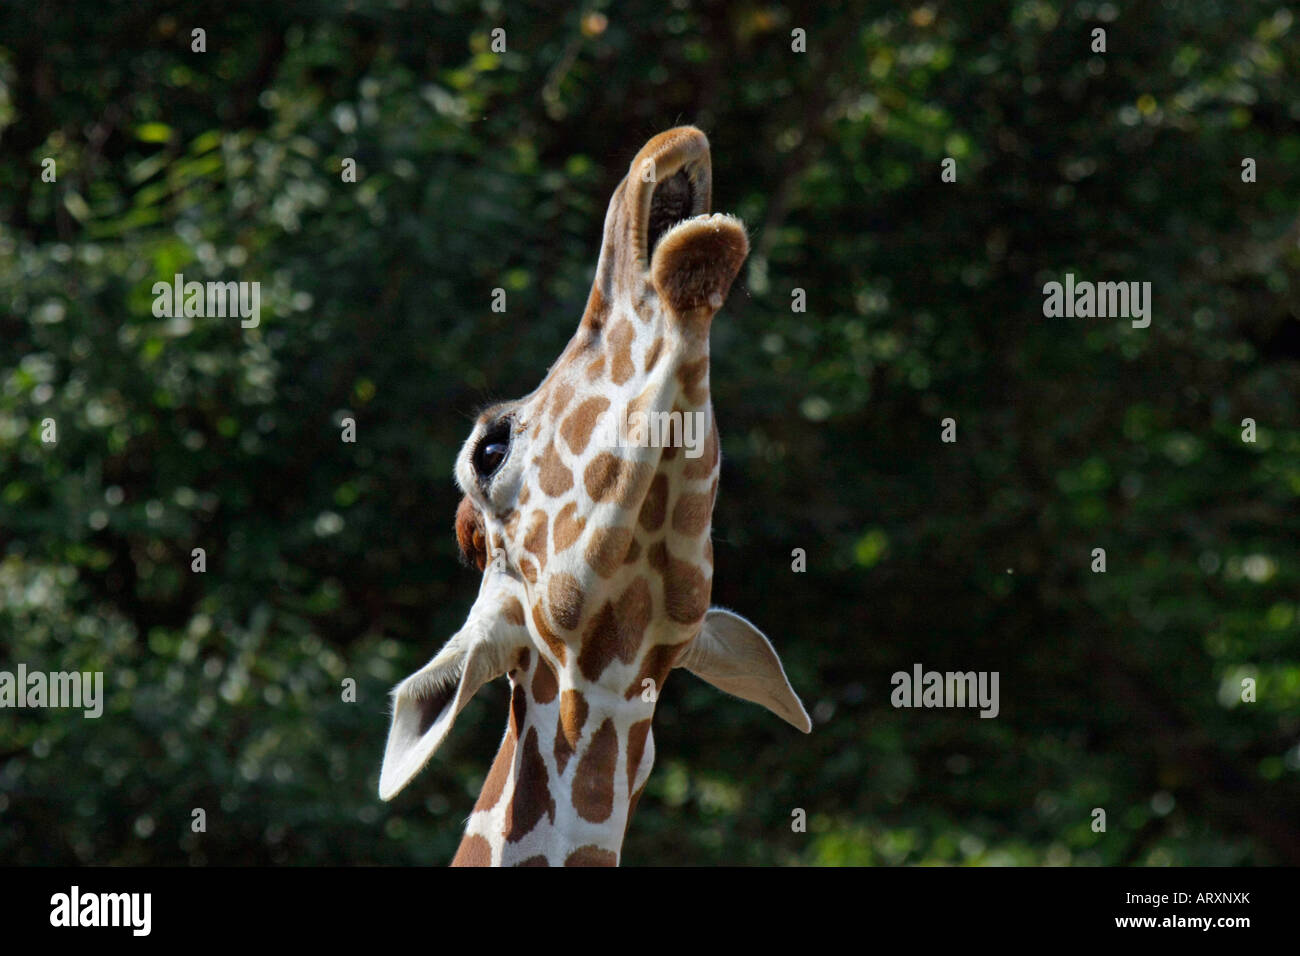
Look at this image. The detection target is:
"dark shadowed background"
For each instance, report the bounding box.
[2,0,1298,865]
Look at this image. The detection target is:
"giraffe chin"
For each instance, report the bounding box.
[650,212,750,318]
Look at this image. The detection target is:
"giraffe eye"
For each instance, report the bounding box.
[472,419,512,481]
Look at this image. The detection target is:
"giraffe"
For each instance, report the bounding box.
[378,126,811,866]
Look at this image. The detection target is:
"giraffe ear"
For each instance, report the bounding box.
[677,607,812,733]
[379,581,526,800]
[650,213,749,318]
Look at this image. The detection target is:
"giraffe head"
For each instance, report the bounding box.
[379,127,810,865]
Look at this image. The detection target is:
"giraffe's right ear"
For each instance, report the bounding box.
[677,607,812,733]
[379,576,527,800]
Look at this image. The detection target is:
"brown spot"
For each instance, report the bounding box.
[704,537,713,565]
[535,440,573,497]
[683,421,718,479]
[548,573,585,631]
[625,641,689,700]
[626,718,652,795]
[550,382,575,419]
[451,833,493,867]
[561,396,611,456]
[531,603,568,664]
[581,285,609,333]
[584,453,622,503]
[565,845,617,867]
[503,510,520,539]
[577,577,652,681]
[633,291,656,324]
[585,525,634,578]
[577,604,619,684]
[677,356,709,406]
[552,502,586,553]
[502,596,526,627]
[608,319,636,386]
[518,855,550,867]
[532,655,558,704]
[671,491,712,536]
[455,496,488,572]
[586,354,606,381]
[627,383,656,421]
[639,474,668,531]
[616,576,653,654]
[514,648,531,673]
[523,510,548,569]
[510,683,527,737]
[584,453,653,505]
[573,718,618,823]
[554,689,588,775]
[665,552,709,624]
[518,484,530,506]
[623,539,642,564]
[643,336,664,373]
[521,559,537,584]
[504,728,556,843]
[473,721,517,813]
[647,540,668,573]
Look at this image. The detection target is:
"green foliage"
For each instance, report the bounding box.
[1,0,1297,865]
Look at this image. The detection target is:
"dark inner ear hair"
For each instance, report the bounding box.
[414,679,458,736]
[455,495,488,572]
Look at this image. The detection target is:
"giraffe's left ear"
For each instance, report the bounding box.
[379,576,527,800]
[676,607,812,733]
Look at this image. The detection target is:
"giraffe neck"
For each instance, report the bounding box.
[451,651,657,866]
